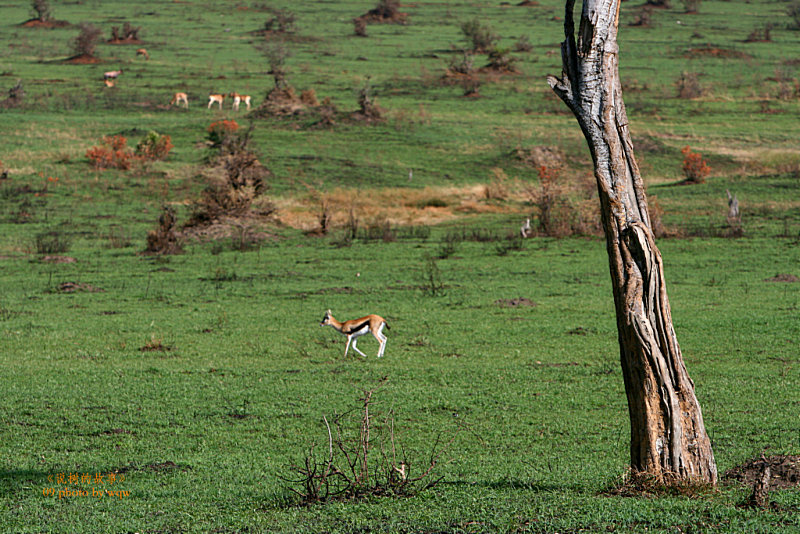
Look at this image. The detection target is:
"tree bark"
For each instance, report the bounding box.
[547,0,717,484]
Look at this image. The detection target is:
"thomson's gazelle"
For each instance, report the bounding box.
[320,309,389,358]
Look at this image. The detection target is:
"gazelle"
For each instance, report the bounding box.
[207,93,225,110]
[136,48,149,60]
[320,309,389,358]
[170,92,189,108]
[103,78,115,88]
[520,218,531,238]
[229,92,251,111]
[103,69,123,80]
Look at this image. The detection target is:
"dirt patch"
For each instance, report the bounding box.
[684,47,751,60]
[56,282,103,293]
[495,297,536,307]
[764,273,799,283]
[724,455,800,491]
[21,19,70,28]
[65,54,102,64]
[517,1,540,6]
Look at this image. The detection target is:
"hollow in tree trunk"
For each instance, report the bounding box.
[546,0,717,484]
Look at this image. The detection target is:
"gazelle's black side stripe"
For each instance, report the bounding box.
[344,320,370,335]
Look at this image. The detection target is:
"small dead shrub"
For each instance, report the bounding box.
[645,0,671,7]
[35,229,71,254]
[512,35,533,53]
[460,18,499,53]
[355,0,408,25]
[682,0,701,13]
[483,47,519,74]
[527,166,601,237]
[675,71,704,99]
[745,23,773,43]
[71,23,103,58]
[283,380,457,504]
[0,80,24,109]
[353,17,368,37]
[352,78,384,122]
[109,21,141,42]
[680,146,711,184]
[144,205,182,255]
[483,167,511,200]
[31,0,52,22]
[261,9,297,34]
[631,6,655,27]
[789,2,800,30]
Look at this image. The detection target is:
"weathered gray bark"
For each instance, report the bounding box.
[547,0,717,483]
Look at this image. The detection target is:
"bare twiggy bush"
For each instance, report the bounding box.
[682,0,701,13]
[631,6,655,27]
[484,47,519,74]
[483,167,511,200]
[71,23,103,58]
[726,189,743,237]
[283,380,457,503]
[144,206,183,255]
[352,78,384,122]
[745,23,772,42]
[789,2,800,30]
[645,0,671,7]
[460,18,499,53]
[31,0,52,22]
[512,35,533,53]
[353,17,368,37]
[109,21,141,42]
[355,0,408,25]
[35,230,71,254]
[675,71,704,99]
[256,42,291,89]
[527,166,601,237]
[186,126,274,228]
[0,80,24,109]
[446,49,475,76]
[261,9,296,34]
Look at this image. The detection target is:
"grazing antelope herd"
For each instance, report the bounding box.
[320,310,390,358]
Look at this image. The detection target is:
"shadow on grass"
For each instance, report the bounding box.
[0,469,53,494]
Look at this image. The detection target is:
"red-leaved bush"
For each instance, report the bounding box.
[86,135,133,170]
[136,131,174,161]
[207,120,239,147]
[681,146,711,183]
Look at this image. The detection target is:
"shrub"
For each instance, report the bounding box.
[86,135,133,170]
[136,131,173,161]
[262,9,296,34]
[31,0,51,22]
[512,35,533,53]
[676,71,703,99]
[681,146,711,183]
[144,206,182,255]
[460,18,499,53]
[35,230,71,254]
[682,0,700,13]
[353,17,368,37]
[72,23,103,57]
[484,47,518,73]
[206,120,240,148]
[110,21,141,41]
[789,2,800,30]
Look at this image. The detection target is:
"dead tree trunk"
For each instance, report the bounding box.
[547,0,717,484]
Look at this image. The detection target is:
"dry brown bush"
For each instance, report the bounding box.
[144,206,183,255]
[71,23,102,58]
[526,167,601,237]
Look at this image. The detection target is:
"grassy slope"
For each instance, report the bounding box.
[1,0,799,532]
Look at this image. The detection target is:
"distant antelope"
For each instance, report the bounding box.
[229,92,251,111]
[136,48,149,60]
[170,92,188,108]
[320,309,389,358]
[103,78,115,88]
[103,69,123,80]
[207,93,225,110]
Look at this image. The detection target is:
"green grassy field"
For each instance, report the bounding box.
[1,0,799,532]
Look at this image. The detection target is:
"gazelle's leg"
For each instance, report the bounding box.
[352,337,367,358]
[373,324,387,357]
[344,335,352,358]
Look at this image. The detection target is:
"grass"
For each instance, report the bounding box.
[1,0,799,532]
